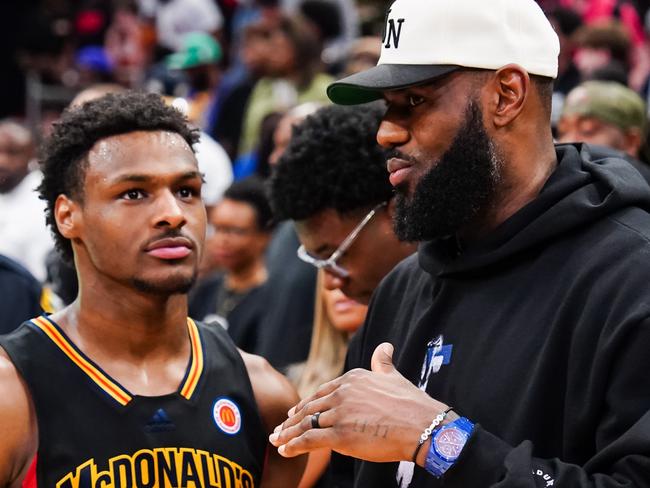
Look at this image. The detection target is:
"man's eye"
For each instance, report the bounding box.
[408,95,424,107]
[123,189,145,200]
[178,187,197,198]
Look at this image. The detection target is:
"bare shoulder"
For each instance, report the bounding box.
[0,348,37,487]
[239,350,300,432]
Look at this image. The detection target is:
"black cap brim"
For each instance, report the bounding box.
[327,64,461,105]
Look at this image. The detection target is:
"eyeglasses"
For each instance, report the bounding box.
[296,202,387,279]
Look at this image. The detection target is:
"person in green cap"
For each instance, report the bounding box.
[166,31,222,129]
[557,80,647,160]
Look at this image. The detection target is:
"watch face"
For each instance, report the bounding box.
[434,426,468,462]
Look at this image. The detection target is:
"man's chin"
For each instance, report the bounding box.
[131,273,197,296]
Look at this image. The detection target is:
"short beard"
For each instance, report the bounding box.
[393,101,502,242]
[131,270,197,296]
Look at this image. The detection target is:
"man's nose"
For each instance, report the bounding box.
[154,191,186,229]
[376,117,409,148]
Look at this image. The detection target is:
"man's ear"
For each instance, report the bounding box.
[622,127,643,157]
[491,64,530,128]
[54,194,82,239]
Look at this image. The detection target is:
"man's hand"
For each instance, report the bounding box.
[269,343,450,463]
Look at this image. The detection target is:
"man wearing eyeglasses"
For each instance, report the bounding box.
[269,104,416,305]
[269,0,650,487]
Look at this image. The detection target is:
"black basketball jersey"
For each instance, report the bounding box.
[0,316,268,488]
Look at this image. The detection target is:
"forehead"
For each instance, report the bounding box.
[211,198,257,223]
[295,208,362,253]
[560,114,621,132]
[275,114,299,141]
[85,130,197,179]
[382,70,475,102]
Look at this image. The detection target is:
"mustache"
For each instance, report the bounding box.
[385,149,419,165]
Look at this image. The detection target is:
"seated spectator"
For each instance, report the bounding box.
[287,270,368,488]
[557,81,650,174]
[189,177,274,352]
[0,120,54,282]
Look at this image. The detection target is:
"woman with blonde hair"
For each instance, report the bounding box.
[290,270,368,487]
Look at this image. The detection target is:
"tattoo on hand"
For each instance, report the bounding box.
[353,421,389,438]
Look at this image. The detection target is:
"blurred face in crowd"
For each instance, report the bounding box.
[295,205,403,305]
[557,114,641,157]
[241,30,271,77]
[56,131,205,295]
[207,198,270,273]
[269,113,299,166]
[344,37,381,76]
[322,286,368,334]
[0,123,34,193]
[265,28,297,76]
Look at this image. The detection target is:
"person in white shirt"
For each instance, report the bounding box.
[0,120,54,282]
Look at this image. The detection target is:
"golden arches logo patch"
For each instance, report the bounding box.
[213,398,241,435]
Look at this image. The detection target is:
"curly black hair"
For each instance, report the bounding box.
[38,91,200,261]
[222,176,276,231]
[269,104,392,221]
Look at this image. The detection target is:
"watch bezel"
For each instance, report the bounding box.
[432,425,470,463]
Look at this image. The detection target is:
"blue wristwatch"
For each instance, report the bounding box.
[424,417,474,478]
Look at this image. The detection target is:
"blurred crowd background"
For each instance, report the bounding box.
[3,0,650,423]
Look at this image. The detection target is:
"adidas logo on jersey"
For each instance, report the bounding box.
[144,408,176,433]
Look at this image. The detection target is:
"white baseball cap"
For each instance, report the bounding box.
[328,0,560,105]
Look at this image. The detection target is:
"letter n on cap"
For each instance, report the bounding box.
[382,9,405,49]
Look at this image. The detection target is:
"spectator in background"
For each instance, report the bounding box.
[269,103,416,311]
[288,270,369,488]
[548,7,583,127]
[0,120,54,282]
[342,36,381,77]
[136,0,224,53]
[233,110,285,180]
[286,0,359,68]
[0,254,50,335]
[268,102,325,168]
[251,102,323,372]
[166,31,223,130]
[190,177,275,353]
[238,14,333,156]
[210,20,273,160]
[104,1,156,88]
[573,20,632,84]
[557,80,650,176]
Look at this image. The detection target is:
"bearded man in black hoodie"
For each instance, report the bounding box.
[269,0,650,487]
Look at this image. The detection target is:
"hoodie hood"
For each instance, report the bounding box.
[419,143,650,276]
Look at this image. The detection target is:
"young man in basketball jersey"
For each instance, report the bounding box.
[0,92,305,487]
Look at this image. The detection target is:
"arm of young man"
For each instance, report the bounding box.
[240,351,307,488]
[0,349,37,488]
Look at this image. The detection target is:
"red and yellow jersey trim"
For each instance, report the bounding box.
[30,316,204,406]
[180,318,203,400]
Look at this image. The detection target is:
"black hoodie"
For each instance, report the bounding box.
[345,144,650,487]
